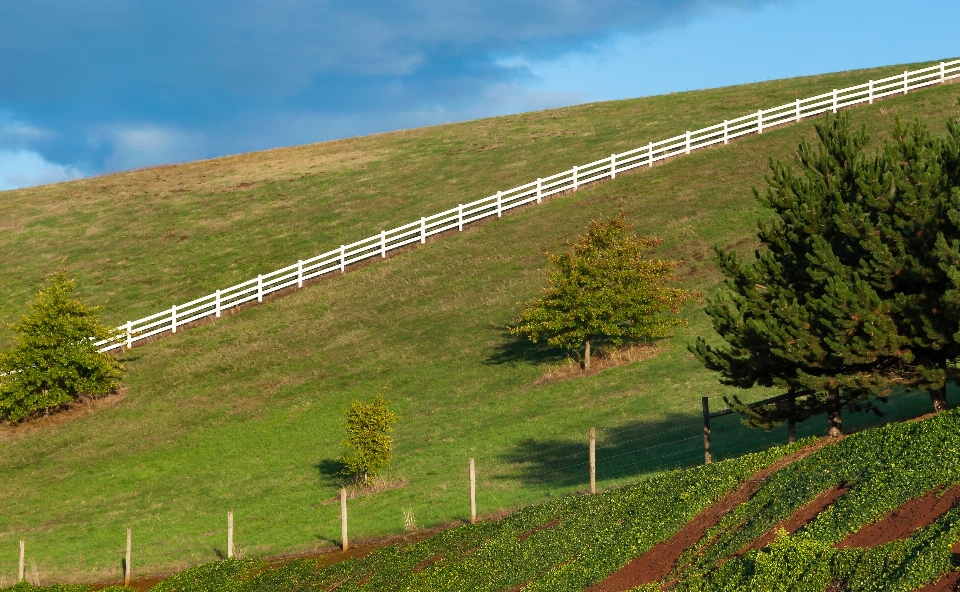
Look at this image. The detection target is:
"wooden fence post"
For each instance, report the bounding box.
[297,260,304,287]
[125,321,132,349]
[868,80,874,104]
[788,418,797,445]
[227,510,234,559]
[257,274,263,302]
[536,178,542,204]
[215,289,222,317]
[904,70,909,95]
[457,205,464,231]
[941,62,946,83]
[125,528,132,586]
[647,142,653,166]
[723,121,729,145]
[757,110,763,134]
[610,154,616,179]
[496,192,502,218]
[832,89,838,113]
[702,397,712,464]
[171,304,177,334]
[685,131,691,154]
[795,99,801,122]
[340,245,346,273]
[18,540,24,582]
[381,230,387,257]
[340,488,349,551]
[420,217,426,244]
[589,427,596,494]
[469,458,476,524]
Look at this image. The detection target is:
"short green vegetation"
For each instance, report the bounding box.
[7,410,959,591]
[339,394,400,487]
[511,214,699,369]
[0,270,122,423]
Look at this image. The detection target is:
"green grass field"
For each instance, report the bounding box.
[1,59,959,585]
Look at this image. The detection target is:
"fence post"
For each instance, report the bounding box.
[904,70,909,94]
[457,205,464,231]
[19,540,24,582]
[297,260,303,287]
[869,80,874,104]
[647,142,654,166]
[795,99,801,122]
[788,418,797,445]
[589,427,596,494]
[215,289,222,317]
[757,110,763,134]
[227,510,234,559]
[702,397,712,464]
[340,245,346,273]
[381,230,387,258]
[941,62,946,83]
[832,89,837,113]
[340,488,349,551]
[536,178,542,204]
[125,321,132,350]
[125,527,132,586]
[685,131,691,154]
[257,274,263,302]
[610,154,616,179]
[469,458,476,524]
[420,217,426,244]
[572,166,579,191]
[496,192,502,218]
[723,121,728,145]
[171,304,177,334]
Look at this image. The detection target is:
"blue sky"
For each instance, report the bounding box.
[0,0,957,190]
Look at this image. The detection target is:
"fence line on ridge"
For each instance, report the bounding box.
[95,59,960,353]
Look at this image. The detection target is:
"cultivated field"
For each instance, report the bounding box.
[0,60,958,584]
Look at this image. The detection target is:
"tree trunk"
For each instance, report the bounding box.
[584,339,591,371]
[827,390,842,438]
[787,394,797,444]
[930,386,948,412]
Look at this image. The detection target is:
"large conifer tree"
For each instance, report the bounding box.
[692,115,908,436]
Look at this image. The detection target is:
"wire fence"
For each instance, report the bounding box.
[94,59,960,353]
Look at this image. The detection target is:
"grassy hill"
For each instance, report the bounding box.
[1,60,959,584]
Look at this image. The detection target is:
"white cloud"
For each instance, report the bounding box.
[0,149,85,191]
[101,124,208,171]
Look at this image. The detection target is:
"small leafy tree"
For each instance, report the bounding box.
[339,394,399,486]
[0,270,123,423]
[511,214,699,369]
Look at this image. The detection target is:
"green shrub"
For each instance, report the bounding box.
[339,394,399,486]
[0,270,122,423]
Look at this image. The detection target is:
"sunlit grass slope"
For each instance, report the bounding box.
[0,61,958,583]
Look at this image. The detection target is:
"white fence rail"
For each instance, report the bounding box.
[96,60,960,352]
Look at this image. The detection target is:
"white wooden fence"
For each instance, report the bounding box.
[96,59,960,352]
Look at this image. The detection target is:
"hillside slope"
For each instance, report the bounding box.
[11,408,960,591]
[1,62,959,583]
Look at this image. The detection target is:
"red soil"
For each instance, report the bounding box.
[836,483,960,549]
[735,484,850,556]
[586,437,837,592]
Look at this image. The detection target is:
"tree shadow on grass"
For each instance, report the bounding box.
[316,458,348,488]
[496,412,706,488]
[485,325,570,367]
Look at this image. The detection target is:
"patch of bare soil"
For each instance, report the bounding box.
[586,436,839,592]
[736,484,850,556]
[518,519,560,543]
[835,483,960,549]
[0,389,126,441]
[537,344,663,384]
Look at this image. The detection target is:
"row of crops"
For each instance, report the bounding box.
[7,410,960,591]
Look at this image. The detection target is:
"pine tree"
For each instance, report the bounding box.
[0,270,123,423]
[511,214,699,369]
[692,115,909,436]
